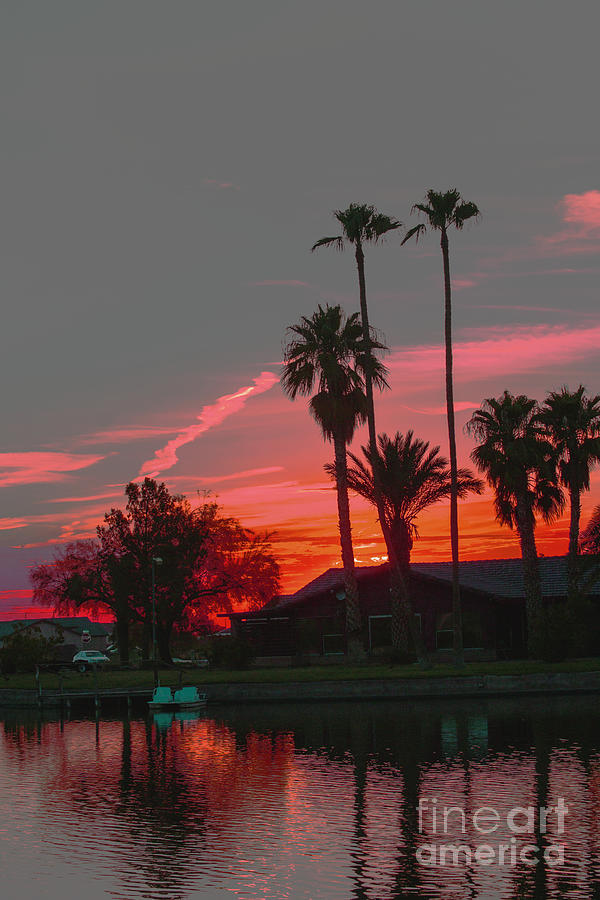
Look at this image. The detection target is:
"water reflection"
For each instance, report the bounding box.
[1,696,599,899]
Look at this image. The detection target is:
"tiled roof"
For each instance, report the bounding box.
[50,617,111,636]
[412,557,581,599]
[272,556,598,611]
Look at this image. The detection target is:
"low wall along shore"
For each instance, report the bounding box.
[1,670,600,709]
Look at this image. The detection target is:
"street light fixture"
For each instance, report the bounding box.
[151,556,163,667]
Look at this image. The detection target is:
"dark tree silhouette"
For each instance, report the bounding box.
[403,188,480,665]
[467,392,563,657]
[312,204,429,663]
[31,479,280,663]
[538,385,600,599]
[282,304,386,656]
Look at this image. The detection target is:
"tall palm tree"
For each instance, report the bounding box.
[311,204,401,456]
[402,188,480,665]
[466,391,564,657]
[538,385,600,599]
[281,304,387,656]
[311,204,430,665]
[327,431,483,648]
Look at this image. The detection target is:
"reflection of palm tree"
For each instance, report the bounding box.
[403,189,480,665]
[282,304,387,653]
[329,432,482,647]
[467,392,564,657]
[349,713,371,900]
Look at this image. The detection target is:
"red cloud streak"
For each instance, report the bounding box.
[139,371,279,477]
[0,452,104,487]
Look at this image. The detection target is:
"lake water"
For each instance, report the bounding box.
[1,695,599,899]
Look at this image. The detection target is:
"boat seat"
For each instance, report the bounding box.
[152,686,174,703]
[173,686,200,703]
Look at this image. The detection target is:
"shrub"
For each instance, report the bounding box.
[540,605,569,663]
[206,635,254,669]
[0,626,63,674]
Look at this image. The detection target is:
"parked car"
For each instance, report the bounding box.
[72,650,110,672]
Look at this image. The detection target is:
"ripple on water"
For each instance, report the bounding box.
[1,696,599,899]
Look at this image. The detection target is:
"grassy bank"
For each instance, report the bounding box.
[2,657,600,692]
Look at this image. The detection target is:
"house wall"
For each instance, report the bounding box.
[237,571,527,659]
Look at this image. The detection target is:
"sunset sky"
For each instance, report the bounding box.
[2,3,600,618]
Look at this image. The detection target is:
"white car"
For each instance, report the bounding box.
[73,650,110,672]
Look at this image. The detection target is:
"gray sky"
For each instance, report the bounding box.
[2,2,600,607]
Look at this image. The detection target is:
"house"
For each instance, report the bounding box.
[225,557,600,662]
[0,617,112,660]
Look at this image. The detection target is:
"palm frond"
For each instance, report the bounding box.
[401,223,427,245]
[452,201,480,229]
[311,235,344,252]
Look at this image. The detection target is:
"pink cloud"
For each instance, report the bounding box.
[0,518,30,531]
[139,371,279,477]
[0,452,104,487]
[45,491,123,505]
[466,303,571,313]
[535,190,600,256]
[388,321,600,390]
[167,466,285,487]
[78,426,179,446]
[452,277,479,289]
[398,401,480,416]
[204,178,240,191]
[562,190,600,228]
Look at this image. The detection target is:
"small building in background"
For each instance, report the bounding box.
[0,617,112,661]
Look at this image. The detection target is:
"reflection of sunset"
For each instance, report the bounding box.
[3,698,600,898]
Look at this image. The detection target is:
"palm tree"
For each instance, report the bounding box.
[402,188,480,665]
[581,506,600,554]
[311,204,430,664]
[538,385,600,599]
[466,391,564,657]
[281,304,387,656]
[311,204,401,456]
[327,431,483,648]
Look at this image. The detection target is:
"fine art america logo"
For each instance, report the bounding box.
[417,798,568,867]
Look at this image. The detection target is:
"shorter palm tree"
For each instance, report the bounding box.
[466,391,564,657]
[281,304,387,655]
[538,385,600,599]
[327,431,483,648]
[344,432,484,568]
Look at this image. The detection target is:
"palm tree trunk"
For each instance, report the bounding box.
[389,518,413,652]
[568,484,581,601]
[115,608,130,665]
[440,228,464,666]
[333,431,364,657]
[515,495,544,657]
[157,621,173,665]
[354,242,429,666]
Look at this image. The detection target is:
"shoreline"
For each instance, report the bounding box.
[2,669,600,708]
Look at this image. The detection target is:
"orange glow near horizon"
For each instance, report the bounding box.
[4,286,600,617]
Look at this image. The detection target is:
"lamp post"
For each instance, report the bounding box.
[151,556,163,668]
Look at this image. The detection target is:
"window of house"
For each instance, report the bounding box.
[436,612,454,650]
[463,609,485,650]
[436,610,485,650]
[369,613,421,651]
[322,633,346,655]
[369,615,391,650]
